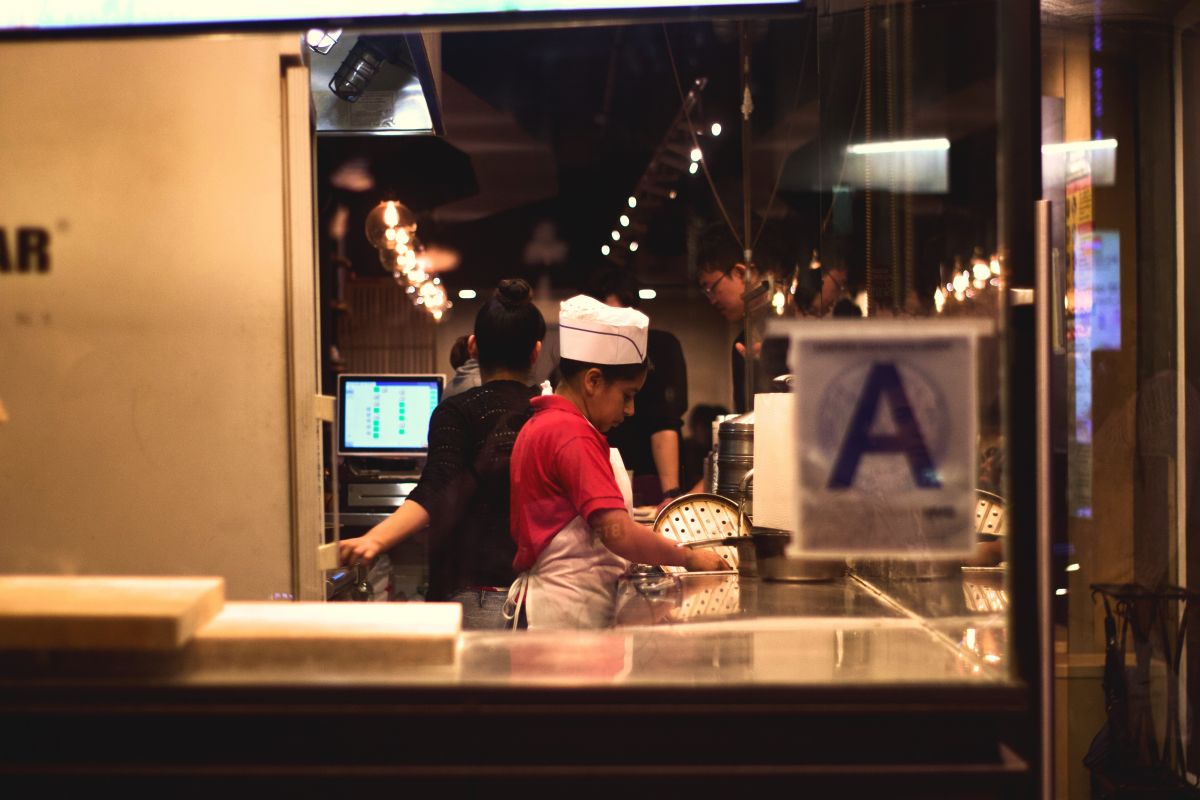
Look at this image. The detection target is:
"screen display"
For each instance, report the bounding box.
[4,1,797,32]
[339,376,441,454]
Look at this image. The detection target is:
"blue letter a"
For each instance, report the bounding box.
[827,362,941,489]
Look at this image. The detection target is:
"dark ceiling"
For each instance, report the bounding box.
[317,2,1004,295]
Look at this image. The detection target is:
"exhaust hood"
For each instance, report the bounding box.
[310,32,444,136]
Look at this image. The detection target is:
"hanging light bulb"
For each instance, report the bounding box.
[619,214,630,227]
[365,199,415,250]
[601,244,611,256]
[629,241,639,252]
[710,122,722,136]
[611,230,621,241]
[668,190,677,200]
[771,288,787,315]
[690,147,702,162]
[934,286,946,314]
[689,162,699,175]
[628,196,637,208]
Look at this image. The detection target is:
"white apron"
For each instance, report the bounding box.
[505,448,633,630]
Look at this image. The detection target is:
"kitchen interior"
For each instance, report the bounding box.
[0,1,1059,794]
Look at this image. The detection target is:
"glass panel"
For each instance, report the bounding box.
[317,0,1014,689]
[1040,3,1183,797]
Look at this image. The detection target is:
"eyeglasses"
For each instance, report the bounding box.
[700,269,732,298]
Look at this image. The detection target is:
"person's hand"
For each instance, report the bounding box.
[684,548,730,573]
[339,535,382,566]
[734,340,763,359]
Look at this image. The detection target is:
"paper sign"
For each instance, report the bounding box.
[771,319,988,558]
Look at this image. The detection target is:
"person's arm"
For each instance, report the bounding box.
[589,509,727,571]
[650,429,680,497]
[339,499,430,566]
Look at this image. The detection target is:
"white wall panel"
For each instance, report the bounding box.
[0,34,316,599]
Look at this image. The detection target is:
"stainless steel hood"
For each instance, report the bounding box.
[310,32,444,136]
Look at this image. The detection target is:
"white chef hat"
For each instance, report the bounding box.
[558,294,649,365]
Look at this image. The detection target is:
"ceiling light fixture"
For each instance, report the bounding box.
[305,28,342,55]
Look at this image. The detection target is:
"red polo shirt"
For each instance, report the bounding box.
[510,395,626,571]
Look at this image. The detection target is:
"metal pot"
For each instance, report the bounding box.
[716,412,754,505]
[750,528,846,582]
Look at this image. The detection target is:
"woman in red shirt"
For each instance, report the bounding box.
[505,295,726,629]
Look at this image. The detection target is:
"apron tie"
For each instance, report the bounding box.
[502,573,530,630]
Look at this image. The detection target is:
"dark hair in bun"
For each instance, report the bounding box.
[474,278,546,373]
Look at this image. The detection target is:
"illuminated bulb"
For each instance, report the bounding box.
[689,162,699,175]
[1056,588,1068,596]
[1066,563,1080,572]
[431,310,443,321]
[365,199,415,250]
[710,122,722,136]
[933,286,946,314]
[611,230,620,241]
[952,270,970,294]
[619,215,630,227]
[668,190,677,200]
[628,241,638,252]
[458,289,477,300]
[690,147,702,162]
[972,261,991,282]
[601,244,611,256]
[628,196,637,208]
[771,289,786,315]
[989,257,1001,275]
[638,288,656,300]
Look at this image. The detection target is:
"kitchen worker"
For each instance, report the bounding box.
[505,295,727,629]
[339,279,544,629]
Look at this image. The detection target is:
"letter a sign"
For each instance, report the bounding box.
[774,319,990,557]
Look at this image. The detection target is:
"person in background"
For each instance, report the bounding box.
[505,295,727,629]
[443,334,481,399]
[681,403,729,491]
[586,268,688,508]
[696,225,787,413]
[340,279,545,629]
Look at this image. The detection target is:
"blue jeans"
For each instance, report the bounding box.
[448,589,510,630]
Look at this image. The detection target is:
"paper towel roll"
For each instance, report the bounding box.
[751,392,797,531]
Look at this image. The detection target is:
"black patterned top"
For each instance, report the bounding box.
[406,380,537,601]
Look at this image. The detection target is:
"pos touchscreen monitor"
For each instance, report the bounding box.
[336,374,444,457]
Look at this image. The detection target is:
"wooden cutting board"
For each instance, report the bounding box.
[187,602,462,673]
[0,575,225,651]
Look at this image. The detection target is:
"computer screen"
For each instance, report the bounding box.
[337,374,443,456]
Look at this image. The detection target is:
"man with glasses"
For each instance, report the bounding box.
[696,226,773,414]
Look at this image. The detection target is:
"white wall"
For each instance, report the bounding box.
[0,35,317,599]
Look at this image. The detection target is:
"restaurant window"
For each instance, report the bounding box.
[313,0,1024,689]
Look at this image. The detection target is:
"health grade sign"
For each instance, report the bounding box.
[773,319,991,558]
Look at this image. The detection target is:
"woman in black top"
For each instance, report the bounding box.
[339,279,545,629]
